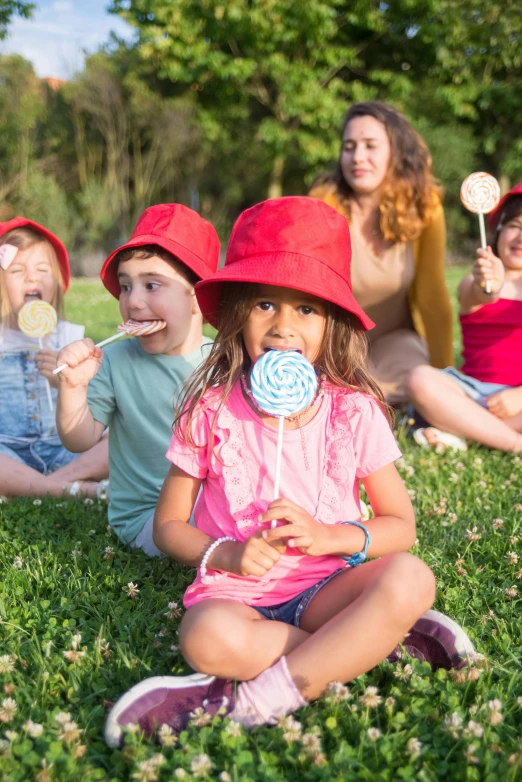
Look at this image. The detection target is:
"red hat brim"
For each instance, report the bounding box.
[0,217,70,291]
[101,233,214,299]
[488,182,522,231]
[195,252,375,331]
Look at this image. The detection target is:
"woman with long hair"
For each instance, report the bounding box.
[310,101,452,406]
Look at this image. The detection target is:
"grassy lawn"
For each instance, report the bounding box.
[0,270,520,780]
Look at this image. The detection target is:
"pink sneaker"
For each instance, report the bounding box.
[104,673,236,748]
[387,609,476,670]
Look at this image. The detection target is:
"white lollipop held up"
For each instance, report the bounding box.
[250,350,318,528]
[460,172,501,293]
[17,300,57,411]
[53,318,167,374]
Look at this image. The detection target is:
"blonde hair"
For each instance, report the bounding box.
[0,227,65,327]
[174,282,393,451]
[312,101,443,243]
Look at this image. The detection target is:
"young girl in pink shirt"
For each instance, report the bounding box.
[105,197,474,746]
[408,183,522,451]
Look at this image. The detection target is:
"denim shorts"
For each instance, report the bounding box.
[0,350,79,475]
[441,367,512,408]
[252,568,345,627]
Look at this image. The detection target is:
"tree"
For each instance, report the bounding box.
[0,0,33,39]
[111,0,362,198]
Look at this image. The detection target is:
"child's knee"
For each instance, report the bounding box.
[179,609,247,673]
[379,552,436,617]
[406,364,436,403]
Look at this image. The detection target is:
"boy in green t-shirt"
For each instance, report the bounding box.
[56,204,220,554]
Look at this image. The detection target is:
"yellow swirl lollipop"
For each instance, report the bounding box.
[18,300,57,411]
[17,300,57,338]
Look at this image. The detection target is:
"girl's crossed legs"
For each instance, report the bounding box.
[407,365,522,452]
[180,552,435,700]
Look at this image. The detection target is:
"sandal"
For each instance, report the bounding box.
[413,427,468,452]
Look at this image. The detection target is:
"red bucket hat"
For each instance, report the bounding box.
[195,196,374,330]
[488,182,522,231]
[101,203,220,299]
[0,216,70,291]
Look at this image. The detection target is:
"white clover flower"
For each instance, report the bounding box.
[466,527,482,542]
[324,680,349,702]
[359,686,382,708]
[224,720,242,737]
[219,773,232,782]
[126,582,140,599]
[54,712,71,725]
[301,732,322,755]
[12,557,23,569]
[190,754,213,778]
[23,720,44,738]
[58,720,83,743]
[444,712,463,738]
[83,499,94,506]
[189,707,213,728]
[492,518,504,531]
[367,727,382,741]
[0,655,16,674]
[33,499,42,506]
[406,737,422,758]
[464,720,483,739]
[465,744,479,765]
[0,698,18,723]
[282,718,302,742]
[157,723,177,747]
[506,552,519,565]
[174,771,187,780]
[165,602,182,620]
[393,663,413,681]
[385,696,396,709]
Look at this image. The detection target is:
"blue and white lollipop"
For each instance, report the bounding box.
[251,350,318,526]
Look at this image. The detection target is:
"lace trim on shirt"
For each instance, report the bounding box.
[316,383,361,523]
[205,390,263,537]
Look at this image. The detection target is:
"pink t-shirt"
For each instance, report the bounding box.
[167,381,401,608]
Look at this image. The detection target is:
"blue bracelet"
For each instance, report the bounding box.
[339,521,370,567]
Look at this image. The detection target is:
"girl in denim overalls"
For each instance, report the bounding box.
[0,217,108,499]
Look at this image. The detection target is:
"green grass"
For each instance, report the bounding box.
[0,271,520,780]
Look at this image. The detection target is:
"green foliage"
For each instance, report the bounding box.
[12,171,78,249]
[0,0,33,40]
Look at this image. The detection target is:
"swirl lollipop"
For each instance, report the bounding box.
[251,350,318,527]
[461,173,501,293]
[18,300,58,411]
[54,318,167,374]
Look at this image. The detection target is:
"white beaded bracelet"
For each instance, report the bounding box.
[200,536,236,584]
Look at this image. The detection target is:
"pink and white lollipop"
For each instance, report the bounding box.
[53,318,167,374]
[461,172,501,293]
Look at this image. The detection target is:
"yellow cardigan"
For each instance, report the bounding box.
[309,185,454,368]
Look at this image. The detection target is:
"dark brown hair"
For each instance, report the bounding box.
[491,196,522,256]
[312,101,442,243]
[174,282,393,450]
[113,244,199,286]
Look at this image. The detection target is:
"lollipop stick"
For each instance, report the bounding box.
[272,415,285,528]
[53,330,125,375]
[39,337,54,411]
[478,212,491,293]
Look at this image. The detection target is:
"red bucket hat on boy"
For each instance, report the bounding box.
[488,182,522,232]
[100,203,220,298]
[0,216,70,291]
[195,196,374,330]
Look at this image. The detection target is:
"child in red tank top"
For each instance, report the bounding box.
[407,184,522,452]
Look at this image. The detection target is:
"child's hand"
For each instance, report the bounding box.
[472,247,504,294]
[486,387,522,419]
[210,531,281,578]
[56,339,103,388]
[260,498,331,556]
[36,349,59,388]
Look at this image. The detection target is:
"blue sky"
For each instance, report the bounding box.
[0,0,134,79]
